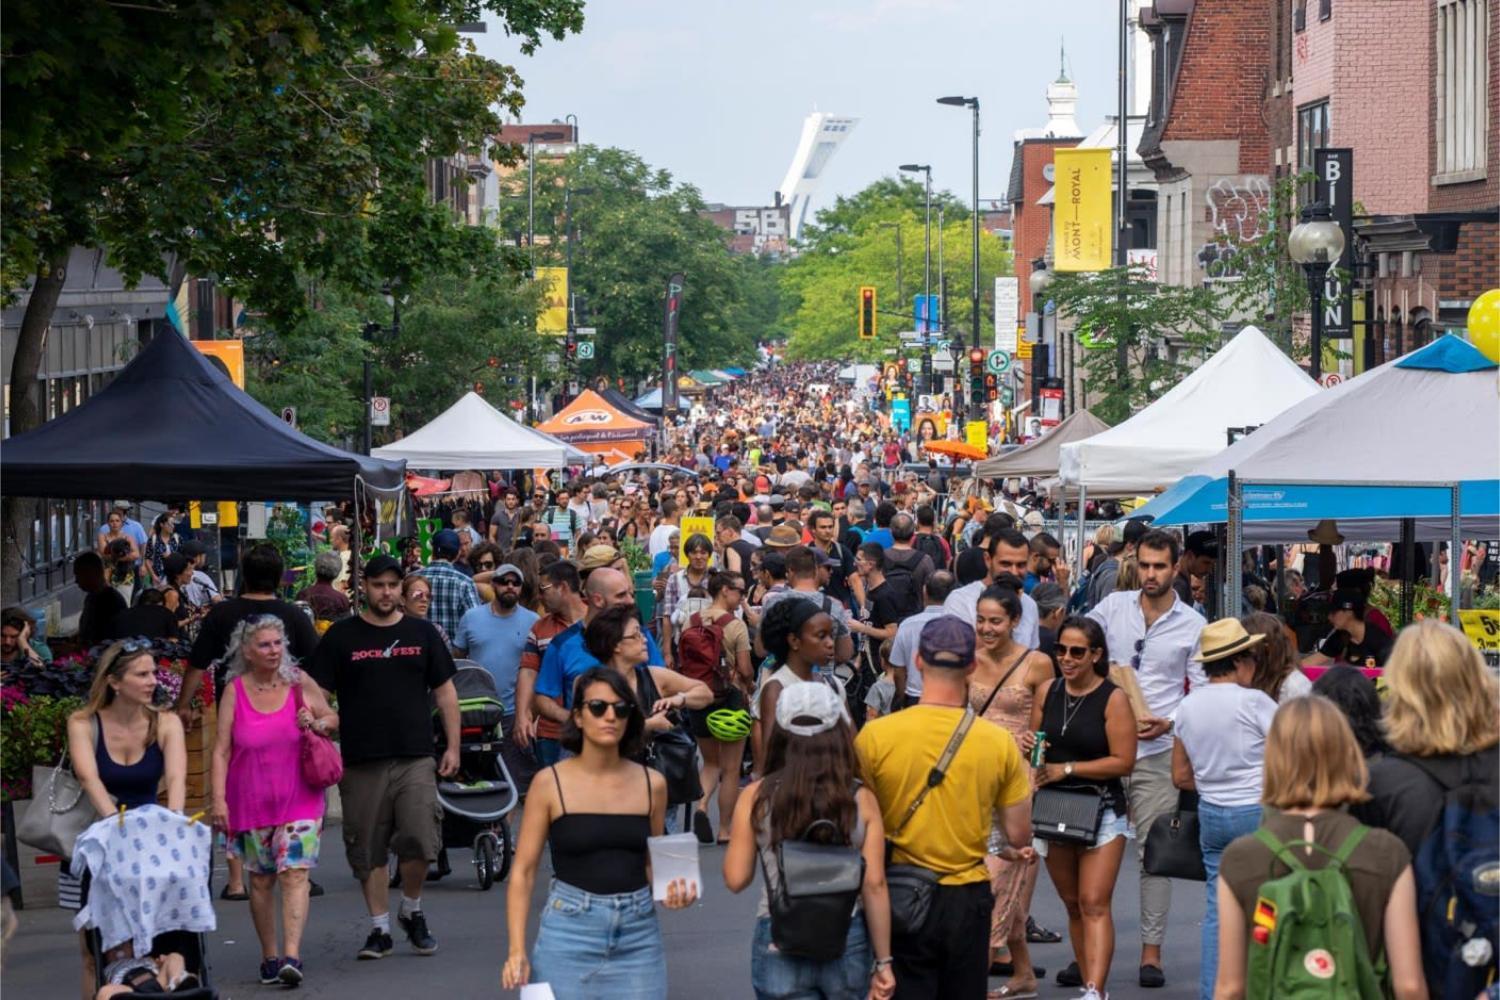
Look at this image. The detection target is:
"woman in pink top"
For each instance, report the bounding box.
[211,616,338,988]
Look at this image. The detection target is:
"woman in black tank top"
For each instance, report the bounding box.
[503,668,697,1000]
[1026,617,1139,1000]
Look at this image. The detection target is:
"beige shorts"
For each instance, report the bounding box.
[339,757,441,880]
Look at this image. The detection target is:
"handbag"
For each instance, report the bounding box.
[292,685,343,791]
[762,818,865,961]
[885,706,977,937]
[1143,790,1206,881]
[637,665,703,805]
[17,751,101,858]
[1031,786,1106,845]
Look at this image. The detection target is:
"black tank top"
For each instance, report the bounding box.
[94,715,164,809]
[1039,678,1127,815]
[546,765,653,895]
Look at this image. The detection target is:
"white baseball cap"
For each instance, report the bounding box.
[775,682,850,737]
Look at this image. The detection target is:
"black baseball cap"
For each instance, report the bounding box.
[1329,589,1366,615]
[364,554,405,580]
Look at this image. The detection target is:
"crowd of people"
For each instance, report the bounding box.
[10,360,1498,1000]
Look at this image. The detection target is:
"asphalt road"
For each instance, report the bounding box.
[8,809,1206,999]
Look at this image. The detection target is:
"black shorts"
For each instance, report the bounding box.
[687,686,748,740]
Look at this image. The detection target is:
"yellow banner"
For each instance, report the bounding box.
[965,420,988,452]
[1459,609,1500,653]
[679,516,716,565]
[535,267,568,334]
[1053,147,1113,272]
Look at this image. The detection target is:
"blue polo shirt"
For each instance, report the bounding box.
[535,618,665,707]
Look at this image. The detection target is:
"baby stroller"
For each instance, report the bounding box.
[431,663,518,890]
[89,929,216,998]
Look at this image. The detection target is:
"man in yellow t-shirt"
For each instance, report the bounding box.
[855,615,1036,997]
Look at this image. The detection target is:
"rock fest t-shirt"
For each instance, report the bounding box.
[308,614,456,765]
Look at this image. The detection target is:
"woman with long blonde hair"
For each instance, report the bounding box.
[65,640,186,998]
[1358,619,1500,854]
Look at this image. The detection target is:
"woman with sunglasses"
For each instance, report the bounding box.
[586,605,713,738]
[65,639,187,999]
[1027,617,1137,1000]
[503,668,698,999]
[400,575,449,647]
[466,541,504,603]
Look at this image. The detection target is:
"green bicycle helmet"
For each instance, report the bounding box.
[705,707,753,742]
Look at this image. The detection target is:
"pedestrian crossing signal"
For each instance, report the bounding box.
[858,286,877,339]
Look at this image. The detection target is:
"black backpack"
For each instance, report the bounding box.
[761,816,865,961]
[881,551,923,617]
[912,532,947,572]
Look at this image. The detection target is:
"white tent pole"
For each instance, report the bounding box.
[1077,484,1087,589]
[1451,482,1462,626]
[1227,470,1242,618]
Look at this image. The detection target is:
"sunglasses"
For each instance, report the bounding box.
[496,577,522,588]
[621,630,646,642]
[1131,638,1146,670]
[408,591,431,601]
[476,560,496,570]
[1057,644,1093,660]
[583,699,635,719]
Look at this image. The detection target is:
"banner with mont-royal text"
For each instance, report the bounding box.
[1053,147,1113,272]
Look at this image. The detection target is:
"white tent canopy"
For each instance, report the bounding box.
[1058,325,1319,495]
[372,391,587,469]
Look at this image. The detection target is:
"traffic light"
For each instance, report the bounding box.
[984,372,999,402]
[969,347,985,406]
[858,286,877,339]
[565,334,577,361]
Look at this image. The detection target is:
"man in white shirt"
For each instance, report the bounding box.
[889,571,958,702]
[648,497,682,559]
[942,528,1040,648]
[1086,528,1206,989]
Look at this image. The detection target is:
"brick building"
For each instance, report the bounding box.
[1007,67,1084,318]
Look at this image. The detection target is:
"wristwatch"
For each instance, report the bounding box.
[1063,762,1075,778]
[872,957,894,973]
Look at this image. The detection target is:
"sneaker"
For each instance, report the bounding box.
[258,957,282,985]
[278,958,303,987]
[399,909,438,955]
[356,930,393,960]
[1078,985,1108,1000]
[1056,962,1083,988]
[692,809,714,844]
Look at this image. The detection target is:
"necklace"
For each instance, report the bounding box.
[249,676,280,693]
[1060,680,1101,736]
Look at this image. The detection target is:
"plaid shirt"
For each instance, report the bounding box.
[417,560,480,639]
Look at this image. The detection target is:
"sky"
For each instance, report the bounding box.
[475,1,1121,216]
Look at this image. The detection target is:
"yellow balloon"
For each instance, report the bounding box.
[1468,288,1500,362]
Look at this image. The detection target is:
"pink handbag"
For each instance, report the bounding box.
[293,685,344,790]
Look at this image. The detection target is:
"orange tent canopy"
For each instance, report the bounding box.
[535,389,653,463]
[924,439,988,460]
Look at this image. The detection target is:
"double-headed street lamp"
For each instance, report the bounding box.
[1287,201,1346,381]
[1029,258,1055,420]
[361,285,402,455]
[937,95,982,419]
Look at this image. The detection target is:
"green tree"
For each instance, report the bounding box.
[2,0,584,438]
[780,179,1010,361]
[507,146,761,382]
[1046,264,1227,424]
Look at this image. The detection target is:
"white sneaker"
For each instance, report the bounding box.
[1078,985,1108,1000]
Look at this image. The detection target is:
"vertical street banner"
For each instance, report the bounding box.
[1314,148,1354,340]
[1053,147,1113,272]
[535,267,569,334]
[994,277,1018,351]
[662,272,685,414]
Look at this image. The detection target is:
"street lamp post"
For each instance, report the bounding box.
[526,130,567,277]
[900,163,934,390]
[362,287,402,455]
[876,222,904,307]
[938,95,982,419]
[1029,258,1054,422]
[1288,201,1346,381]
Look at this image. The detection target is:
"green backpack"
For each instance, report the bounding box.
[1245,825,1387,998]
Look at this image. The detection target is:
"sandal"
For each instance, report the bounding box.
[1026,916,1063,943]
[988,987,1039,1000]
[218,885,248,901]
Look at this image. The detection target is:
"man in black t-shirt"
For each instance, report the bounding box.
[1304,589,1394,667]
[74,552,126,646]
[849,542,905,647]
[308,554,458,961]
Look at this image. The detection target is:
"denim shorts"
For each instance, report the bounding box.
[1033,808,1132,858]
[531,879,665,1000]
[751,914,871,1000]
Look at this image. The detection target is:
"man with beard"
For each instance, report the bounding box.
[308,555,460,960]
[1083,529,1206,991]
[453,562,539,791]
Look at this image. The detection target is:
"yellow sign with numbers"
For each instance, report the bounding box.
[1459,609,1500,652]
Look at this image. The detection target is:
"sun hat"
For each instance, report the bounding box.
[764,524,802,548]
[1193,618,1267,663]
[1307,519,1345,545]
[577,545,621,572]
[775,682,850,737]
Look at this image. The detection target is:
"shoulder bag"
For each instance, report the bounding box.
[292,684,344,791]
[762,816,865,961]
[1029,681,1106,845]
[18,748,103,858]
[1143,789,1206,881]
[884,706,977,937]
[636,666,703,806]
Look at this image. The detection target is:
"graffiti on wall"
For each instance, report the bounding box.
[1199,175,1271,282]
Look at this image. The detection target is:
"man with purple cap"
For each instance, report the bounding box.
[855,616,1036,996]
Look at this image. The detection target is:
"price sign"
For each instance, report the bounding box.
[1459,609,1500,652]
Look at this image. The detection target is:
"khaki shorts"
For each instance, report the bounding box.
[339,757,441,880]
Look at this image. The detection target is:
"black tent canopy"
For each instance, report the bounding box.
[599,387,660,427]
[1,331,405,500]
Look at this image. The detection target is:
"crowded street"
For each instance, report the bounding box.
[3,3,1500,1000]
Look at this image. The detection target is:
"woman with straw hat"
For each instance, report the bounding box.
[1170,618,1280,1000]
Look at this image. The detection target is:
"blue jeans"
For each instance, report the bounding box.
[751,914,871,999]
[1198,801,1262,1000]
[532,879,664,1000]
